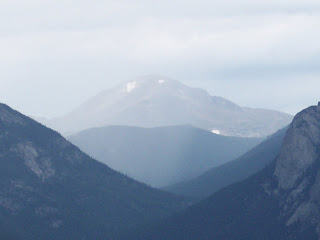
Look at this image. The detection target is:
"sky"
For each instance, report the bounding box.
[0,0,319,117]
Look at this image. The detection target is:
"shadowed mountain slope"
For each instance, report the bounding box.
[0,103,189,240]
[68,125,262,187]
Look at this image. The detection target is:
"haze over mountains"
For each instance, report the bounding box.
[43,75,292,138]
[124,103,320,240]
[164,127,287,198]
[0,103,189,240]
[1,75,316,240]
[68,125,262,187]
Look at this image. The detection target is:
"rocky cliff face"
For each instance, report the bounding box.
[273,104,320,237]
[275,105,320,189]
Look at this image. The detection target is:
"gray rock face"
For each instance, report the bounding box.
[279,170,320,237]
[11,142,56,181]
[273,104,320,237]
[275,105,320,189]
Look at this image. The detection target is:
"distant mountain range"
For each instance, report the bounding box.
[164,127,287,198]
[42,75,292,138]
[0,103,189,240]
[123,103,320,240]
[68,125,262,187]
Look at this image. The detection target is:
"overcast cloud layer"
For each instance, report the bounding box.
[0,0,319,117]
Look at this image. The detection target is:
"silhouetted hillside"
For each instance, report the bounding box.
[0,103,189,240]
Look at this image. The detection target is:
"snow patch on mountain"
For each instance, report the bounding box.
[126,81,136,93]
[211,129,220,135]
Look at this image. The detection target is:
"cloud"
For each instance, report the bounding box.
[0,1,319,117]
[1,13,318,70]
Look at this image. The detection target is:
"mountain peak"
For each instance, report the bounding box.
[134,74,174,82]
[44,76,292,137]
[0,103,27,126]
[0,102,11,112]
[123,75,183,93]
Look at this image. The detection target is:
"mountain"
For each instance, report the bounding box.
[164,127,287,198]
[44,75,292,137]
[68,125,262,187]
[123,102,320,240]
[0,103,189,240]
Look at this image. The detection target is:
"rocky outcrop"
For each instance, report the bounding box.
[11,142,56,181]
[274,104,320,237]
[275,105,320,189]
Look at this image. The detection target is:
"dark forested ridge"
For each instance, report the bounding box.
[0,103,189,240]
